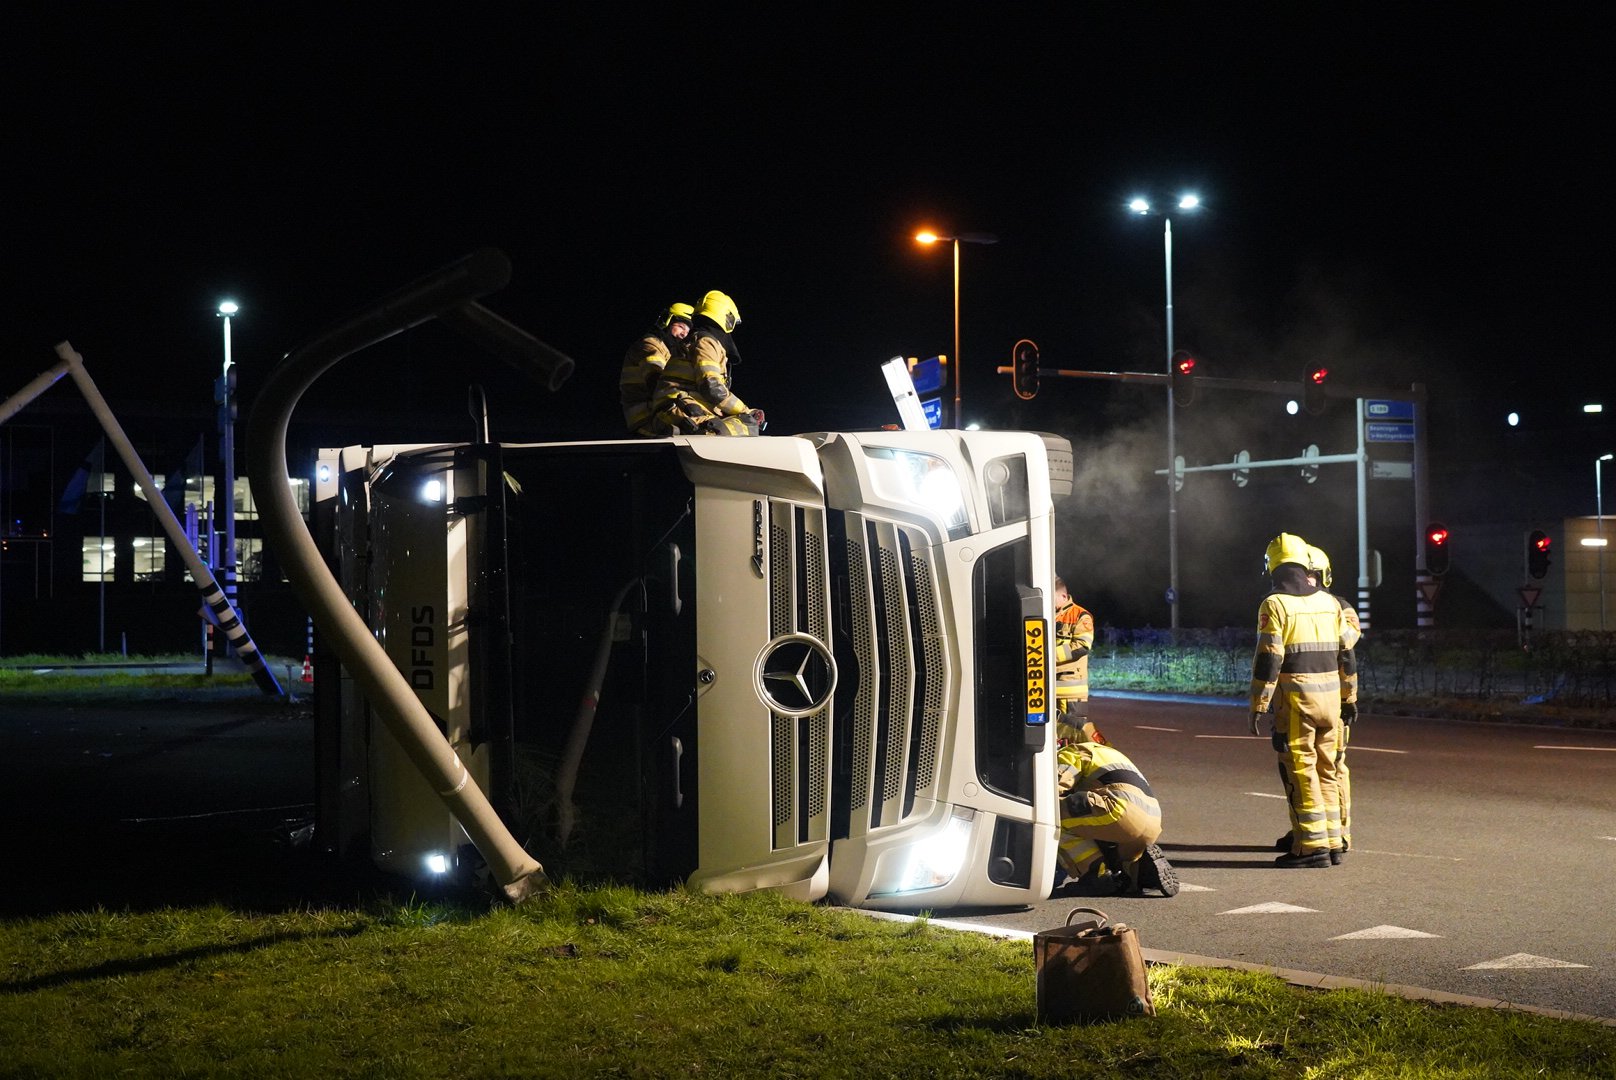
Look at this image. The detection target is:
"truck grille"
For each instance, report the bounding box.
[767,501,830,848]
[844,516,946,830]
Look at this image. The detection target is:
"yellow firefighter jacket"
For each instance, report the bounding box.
[652,329,748,433]
[1249,571,1352,722]
[620,331,680,436]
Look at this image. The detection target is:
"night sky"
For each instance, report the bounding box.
[5,9,1609,628]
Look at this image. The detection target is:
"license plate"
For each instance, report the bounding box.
[1023,616,1048,724]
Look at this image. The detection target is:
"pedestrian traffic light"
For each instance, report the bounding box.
[1303,365,1330,415]
[1171,350,1197,407]
[1425,522,1450,576]
[1527,529,1552,579]
[1012,339,1040,400]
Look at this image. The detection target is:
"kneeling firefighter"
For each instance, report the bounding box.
[651,289,765,436]
[621,302,694,436]
[1055,733,1179,897]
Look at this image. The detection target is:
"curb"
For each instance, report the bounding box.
[851,909,1616,1028]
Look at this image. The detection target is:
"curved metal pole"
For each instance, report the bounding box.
[244,248,547,902]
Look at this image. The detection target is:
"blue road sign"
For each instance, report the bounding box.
[910,356,947,395]
[921,397,944,429]
[1365,399,1415,421]
[1366,421,1415,443]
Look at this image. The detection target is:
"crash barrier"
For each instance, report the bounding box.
[1097,626,1616,710]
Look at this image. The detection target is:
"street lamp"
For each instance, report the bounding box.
[915,229,999,428]
[1599,453,1613,631]
[216,300,239,615]
[1129,194,1201,632]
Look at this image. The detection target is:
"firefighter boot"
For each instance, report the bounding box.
[1134,844,1181,897]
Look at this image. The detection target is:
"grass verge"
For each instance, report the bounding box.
[1,887,1612,1079]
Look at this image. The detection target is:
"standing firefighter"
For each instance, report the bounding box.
[1053,576,1104,744]
[621,302,694,436]
[1300,544,1361,855]
[651,289,763,436]
[1055,738,1178,897]
[1249,532,1350,868]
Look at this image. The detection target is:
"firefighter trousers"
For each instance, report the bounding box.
[1057,783,1162,878]
[1272,705,1343,855]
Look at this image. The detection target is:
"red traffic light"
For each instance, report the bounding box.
[1533,533,1551,553]
[1309,366,1329,384]
[1176,355,1196,376]
[1302,365,1330,415]
[1427,526,1449,546]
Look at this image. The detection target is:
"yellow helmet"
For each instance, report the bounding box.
[1263,532,1311,574]
[658,302,695,330]
[1306,544,1333,589]
[697,290,741,333]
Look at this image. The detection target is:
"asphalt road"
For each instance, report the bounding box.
[4,689,1613,1022]
[948,697,1616,1022]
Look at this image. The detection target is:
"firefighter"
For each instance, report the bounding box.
[1249,532,1350,868]
[1054,738,1178,897]
[621,302,694,436]
[651,289,763,436]
[1053,576,1105,745]
[1268,543,1362,859]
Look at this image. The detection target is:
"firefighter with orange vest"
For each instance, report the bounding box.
[1052,576,1104,745]
[651,290,763,436]
[621,302,694,436]
[1249,532,1353,868]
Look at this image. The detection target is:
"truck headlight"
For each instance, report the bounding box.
[866,449,970,537]
[897,810,974,892]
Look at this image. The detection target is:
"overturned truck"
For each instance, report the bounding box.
[252,250,1073,910]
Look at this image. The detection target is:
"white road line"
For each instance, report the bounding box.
[1332,925,1441,940]
[1199,734,1270,740]
[1350,848,1463,862]
[1245,791,1287,799]
[1220,902,1318,915]
[1464,953,1589,970]
[1533,745,1616,752]
[1601,837,1616,842]
[1135,725,1181,732]
[1341,745,1407,754]
[1177,883,1216,893]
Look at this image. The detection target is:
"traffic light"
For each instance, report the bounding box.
[1171,350,1197,407]
[1303,365,1330,415]
[1527,529,1552,579]
[1012,339,1040,400]
[1425,522,1450,576]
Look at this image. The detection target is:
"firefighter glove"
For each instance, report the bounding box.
[1249,711,1265,736]
[1340,702,1357,724]
[751,408,766,432]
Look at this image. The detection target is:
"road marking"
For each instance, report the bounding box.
[1198,734,1269,740]
[1332,925,1440,940]
[1602,837,1616,842]
[1177,883,1216,893]
[1341,745,1407,754]
[1135,725,1180,732]
[1350,848,1463,862]
[1464,953,1589,970]
[1533,745,1616,752]
[1220,902,1318,915]
[1245,791,1287,799]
